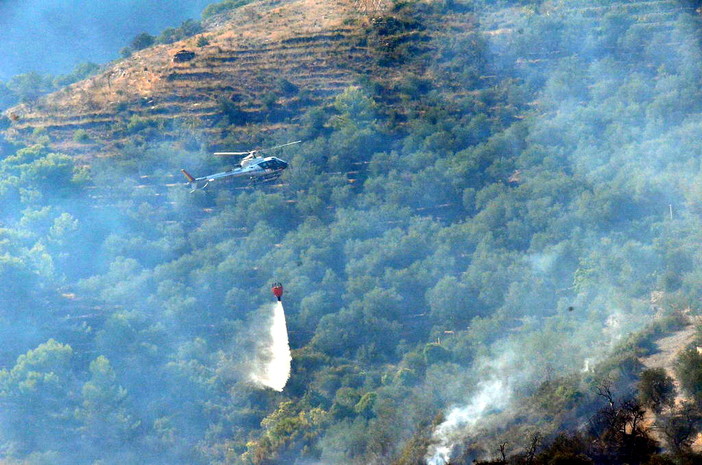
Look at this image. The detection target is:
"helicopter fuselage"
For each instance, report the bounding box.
[181,156,288,191]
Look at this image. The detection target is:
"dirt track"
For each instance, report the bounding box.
[642,323,697,374]
[640,317,701,450]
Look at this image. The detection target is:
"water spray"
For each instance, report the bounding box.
[249,284,291,391]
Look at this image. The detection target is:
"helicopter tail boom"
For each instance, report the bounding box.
[180,169,196,183]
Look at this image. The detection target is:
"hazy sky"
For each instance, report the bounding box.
[0,0,217,80]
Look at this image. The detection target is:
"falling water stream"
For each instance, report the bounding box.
[250,301,291,391]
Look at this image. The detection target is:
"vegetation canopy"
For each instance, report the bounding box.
[2,0,702,464]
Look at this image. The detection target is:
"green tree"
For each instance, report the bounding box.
[202,0,253,19]
[53,62,100,87]
[658,402,702,453]
[7,72,54,103]
[75,356,136,447]
[675,348,702,402]
[19,152,81,197]
[157,19,203,44]
[426,275,478,328]
[0,340,76,449]
[639,368,675,413]
[130,32,156,51]
[332,86,377,130]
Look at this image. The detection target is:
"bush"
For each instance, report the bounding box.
[277,78,299,96]
[130,32,155,51]
[202,0,253,19]
[675,348,702,402]
[53,62,100,88]
[126,115,157,133]
[218,97,248,125]
[72,129,90,143]
[638,368,675,413]
[158,19,204,44]
[423,342,451,364]
[8,72,54,103]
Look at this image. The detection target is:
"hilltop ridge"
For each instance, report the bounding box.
[2,0,461,157]
[3,0,695,160]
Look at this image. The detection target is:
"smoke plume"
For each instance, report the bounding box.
[249,301,291,392]
[426,352,517,465]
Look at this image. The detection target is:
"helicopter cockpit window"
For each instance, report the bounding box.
[260,160,286,170]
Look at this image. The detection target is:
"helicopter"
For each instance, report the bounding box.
[181,140,301,191]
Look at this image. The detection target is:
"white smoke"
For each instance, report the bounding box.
[424,301,640,465]
[249,301,291,392]
[604,311,623,343]
[426,353,515,465]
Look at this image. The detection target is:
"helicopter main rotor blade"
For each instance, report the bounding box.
[256,140,302,153]
[213,141,301,157]
[214,151,254,157]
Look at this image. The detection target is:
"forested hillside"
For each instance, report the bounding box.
[2,0,702,464]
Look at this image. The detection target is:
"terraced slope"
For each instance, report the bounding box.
[2,0,444,157]
[1,0,697,158]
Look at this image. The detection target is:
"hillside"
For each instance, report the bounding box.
[2,0,472,156]
[2,1,702,465]
[640,316,701,448]
[5,0,697,159]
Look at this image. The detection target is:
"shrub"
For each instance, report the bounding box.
[276,78,299,96]
[158,20,204,44]
[130,32,155,51]
[72,129,90,143]
[202,0,253,20]
[675,348,702,402]
[126,115,157,133]
[218,97,248,125]
[638,368,675,413]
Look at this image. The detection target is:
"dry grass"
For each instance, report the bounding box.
[3,0,391,156]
